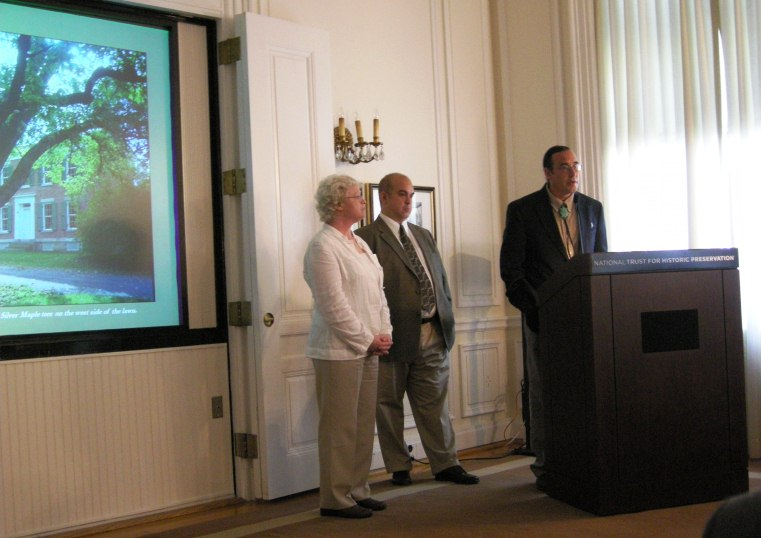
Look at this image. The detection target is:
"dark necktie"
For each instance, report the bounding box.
[399,225,436,314]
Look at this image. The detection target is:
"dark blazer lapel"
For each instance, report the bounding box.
[533,190,567,258]
[575,195,591,254]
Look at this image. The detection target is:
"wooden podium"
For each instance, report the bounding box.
[536,249,748,515]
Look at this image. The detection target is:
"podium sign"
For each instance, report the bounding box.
[537,249,747,515]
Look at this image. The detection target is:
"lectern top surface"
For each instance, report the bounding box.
[538,248,739,304]
[584,248,738,273]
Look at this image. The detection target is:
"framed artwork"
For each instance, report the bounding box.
[365,183,437,239]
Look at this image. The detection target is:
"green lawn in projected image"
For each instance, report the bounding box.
[0,251,152,307]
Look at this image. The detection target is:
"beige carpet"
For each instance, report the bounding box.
[161,456,761,538]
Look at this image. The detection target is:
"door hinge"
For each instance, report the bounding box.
[234,433,258,459]
[222,168,246,195]
[218,37,241,65]
[228,301,252,326]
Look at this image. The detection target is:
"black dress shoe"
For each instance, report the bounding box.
[356,497,387,511]
[434,465,480,484]
[320,505,373,518]
[391,470,412,486]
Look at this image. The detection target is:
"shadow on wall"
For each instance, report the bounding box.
[454,253,493,297]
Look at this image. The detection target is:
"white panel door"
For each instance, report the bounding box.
[14,196,35,240]
[235,12,334,500]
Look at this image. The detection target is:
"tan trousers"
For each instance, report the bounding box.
[312,355,379,509]
[376,322,458,475]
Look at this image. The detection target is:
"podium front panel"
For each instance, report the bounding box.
[611,270,735,506]
[539,266,747,515]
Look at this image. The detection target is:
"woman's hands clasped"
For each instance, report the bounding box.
[368,334,393,356]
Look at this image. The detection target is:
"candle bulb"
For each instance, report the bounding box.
[338,116,345,140]
[373,116,380,143]
[355,119,364,141]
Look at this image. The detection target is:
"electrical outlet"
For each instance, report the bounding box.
[211,396,224,418]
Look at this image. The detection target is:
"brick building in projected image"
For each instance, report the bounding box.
[0,158,83,252]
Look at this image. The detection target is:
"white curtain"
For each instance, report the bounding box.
[595,0,761,457]
[717,0,761,459]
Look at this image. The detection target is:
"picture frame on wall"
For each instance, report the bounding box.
[365,183,436,239]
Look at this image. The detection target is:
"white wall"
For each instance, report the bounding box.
[0,0,569,534]
[0,345,232,537]
[492,0,567,199]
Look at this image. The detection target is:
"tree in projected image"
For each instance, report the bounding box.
[0,31,155,304]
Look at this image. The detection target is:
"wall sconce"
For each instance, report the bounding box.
[334,113,384,164]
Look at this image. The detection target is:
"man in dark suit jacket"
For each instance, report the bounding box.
[356,173,479,486]
[499,145,607,489]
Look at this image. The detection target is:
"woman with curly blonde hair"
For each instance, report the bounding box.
[304,174,393,519]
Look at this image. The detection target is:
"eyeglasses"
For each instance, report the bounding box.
[345,194,365,200]
[557,163,582,173]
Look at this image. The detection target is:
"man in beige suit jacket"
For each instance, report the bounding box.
[356,173,478,486]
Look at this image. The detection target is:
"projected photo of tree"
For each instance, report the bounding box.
[0,31,155,307]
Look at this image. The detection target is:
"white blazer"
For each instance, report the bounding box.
[304,224,392,360]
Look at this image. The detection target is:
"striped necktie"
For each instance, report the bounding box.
[399,225,436,314]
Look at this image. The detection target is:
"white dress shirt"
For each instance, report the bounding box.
[547,185,579,259]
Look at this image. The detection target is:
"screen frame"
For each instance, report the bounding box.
[0,0,227,360]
